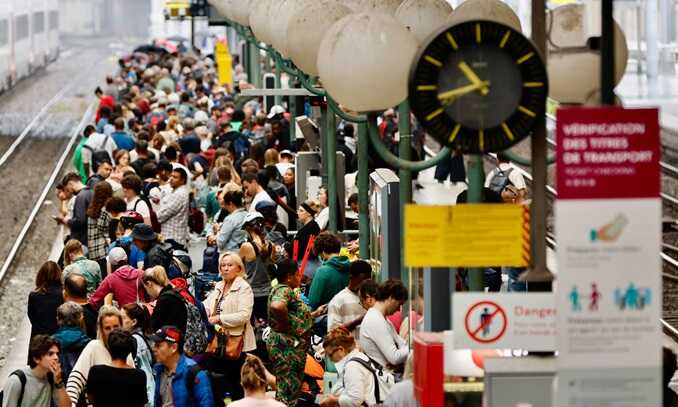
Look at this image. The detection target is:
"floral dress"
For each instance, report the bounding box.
[266,283,312,407]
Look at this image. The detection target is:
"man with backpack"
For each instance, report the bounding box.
[484,152,527,198]
[151,326,215,407]
[81,126,117,179]
[1,335,70,407]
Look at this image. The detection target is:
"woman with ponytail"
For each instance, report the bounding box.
[229,354,282,406]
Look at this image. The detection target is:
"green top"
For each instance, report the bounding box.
[204,190,221,220]
[62,256,102,295]
[268,284,312,340]
[308,255,351,310]
[72,138,88,184]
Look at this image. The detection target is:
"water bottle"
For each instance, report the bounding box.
[223,392,232,405]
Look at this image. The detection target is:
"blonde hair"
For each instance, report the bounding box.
[142,266,170,287]
[63,239,84,266]
[97,305,123,341]
[240,354,268,392]
[219,252,246,278]
[264,148,279,167]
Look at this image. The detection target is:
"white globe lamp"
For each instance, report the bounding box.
[317,12,419,111]
[395,0,454,45]
[448,0,522,32]
[286,0,352,76]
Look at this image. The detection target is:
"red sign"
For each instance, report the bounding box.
[556,107,660,199]
[464,301,507,344]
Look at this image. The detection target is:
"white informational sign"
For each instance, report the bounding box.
[453,293,556,351]
[555,107,662,406]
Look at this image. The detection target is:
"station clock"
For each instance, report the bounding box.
[409,20,548,153]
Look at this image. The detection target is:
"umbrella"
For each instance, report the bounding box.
[133,44,167,54]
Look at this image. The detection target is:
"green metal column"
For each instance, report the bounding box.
[249,42,261,88]
[320,104,328,185]
[467,154,485,291]
[326,108,338,232]
[274,58,282,106]
[358,123,370,259]
[398,102,412,283]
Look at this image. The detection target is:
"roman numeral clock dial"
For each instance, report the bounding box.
[409,20,548,153]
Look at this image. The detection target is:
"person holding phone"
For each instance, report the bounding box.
[2,335,70,407]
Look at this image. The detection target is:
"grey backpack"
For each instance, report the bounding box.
[488,167,514,193]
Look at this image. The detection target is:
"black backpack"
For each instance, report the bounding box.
[82,135,113,172]
[201,245,219,274]
[0,370,27,407]
[186,364,226,407]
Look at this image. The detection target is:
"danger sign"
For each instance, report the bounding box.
[454,293,556,350]
[464,301,507,344]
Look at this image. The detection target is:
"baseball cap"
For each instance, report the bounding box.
[150,326,183,345]
[255,200,277,212]
[107,247,128,266]
[280,149,295,159]
[131,224,157,241]
[244,211,264,224]
[267,105,285,119]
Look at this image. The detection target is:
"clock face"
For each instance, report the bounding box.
[409,20,548,153]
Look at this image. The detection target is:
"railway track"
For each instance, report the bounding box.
[0,102,95,282]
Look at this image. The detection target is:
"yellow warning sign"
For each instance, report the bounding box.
[215,41,233,87]
[404,204,529,268]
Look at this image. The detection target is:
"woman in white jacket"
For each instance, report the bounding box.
[321,328,381,407]
[203,252,256,401]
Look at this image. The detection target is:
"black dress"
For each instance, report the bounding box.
[27,284,64,338]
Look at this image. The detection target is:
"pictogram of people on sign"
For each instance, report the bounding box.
[614,283,652,310]
[569,283,602,312]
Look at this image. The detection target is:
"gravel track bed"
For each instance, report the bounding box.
[0,35,127,366]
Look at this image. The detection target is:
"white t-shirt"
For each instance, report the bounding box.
[127,196,151,220]
[249,190,274,212]
[484,163,526,190]
[81,133,118,167]
[229,397,285,407]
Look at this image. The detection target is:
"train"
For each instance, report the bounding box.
[0,0,59,93]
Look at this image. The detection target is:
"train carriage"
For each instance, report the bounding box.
[0,2,11,92]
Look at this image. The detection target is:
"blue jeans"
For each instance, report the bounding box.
[505,267,527,292]
[194,272,222,301]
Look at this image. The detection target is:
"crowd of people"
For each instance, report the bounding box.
[6,43,418,407]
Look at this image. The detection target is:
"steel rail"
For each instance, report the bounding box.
[0,102,95,283]
[0,79,78,169]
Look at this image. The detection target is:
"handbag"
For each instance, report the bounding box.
[206,287,245,360]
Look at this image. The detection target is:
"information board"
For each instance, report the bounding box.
[555,107,661,406]
[404,204,528,268]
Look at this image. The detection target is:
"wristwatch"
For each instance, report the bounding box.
[54,381,65,389]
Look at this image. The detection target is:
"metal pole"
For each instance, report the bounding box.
[520,0,554,290]
[646,0,660,95]
[190,17,195,49]
[601,0,616,104]
[250,42,261,88]
[466,155,485,291]
[326,107,338,232]
[398,101,412,283]
[274,58,282,106]
[358,123,370,259]
[320,103,329,192]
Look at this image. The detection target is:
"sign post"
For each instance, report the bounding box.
[555,107,661,406]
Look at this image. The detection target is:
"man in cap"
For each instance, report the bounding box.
[151,326,214,407]
[131,224,172,271]
[276,150,295,177]
[88,247,145,309]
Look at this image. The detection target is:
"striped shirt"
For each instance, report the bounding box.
[327,287,366,339]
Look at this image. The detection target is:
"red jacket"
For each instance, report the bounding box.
[89,265,145,308]
[95,95,115,123]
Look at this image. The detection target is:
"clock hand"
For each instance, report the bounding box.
[458,62,489,96]
[437,80,491,103]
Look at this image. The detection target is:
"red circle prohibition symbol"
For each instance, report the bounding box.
[464,301,508,344]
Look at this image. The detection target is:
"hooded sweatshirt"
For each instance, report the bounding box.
[89,265,145,308]
[308,255,351,310]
